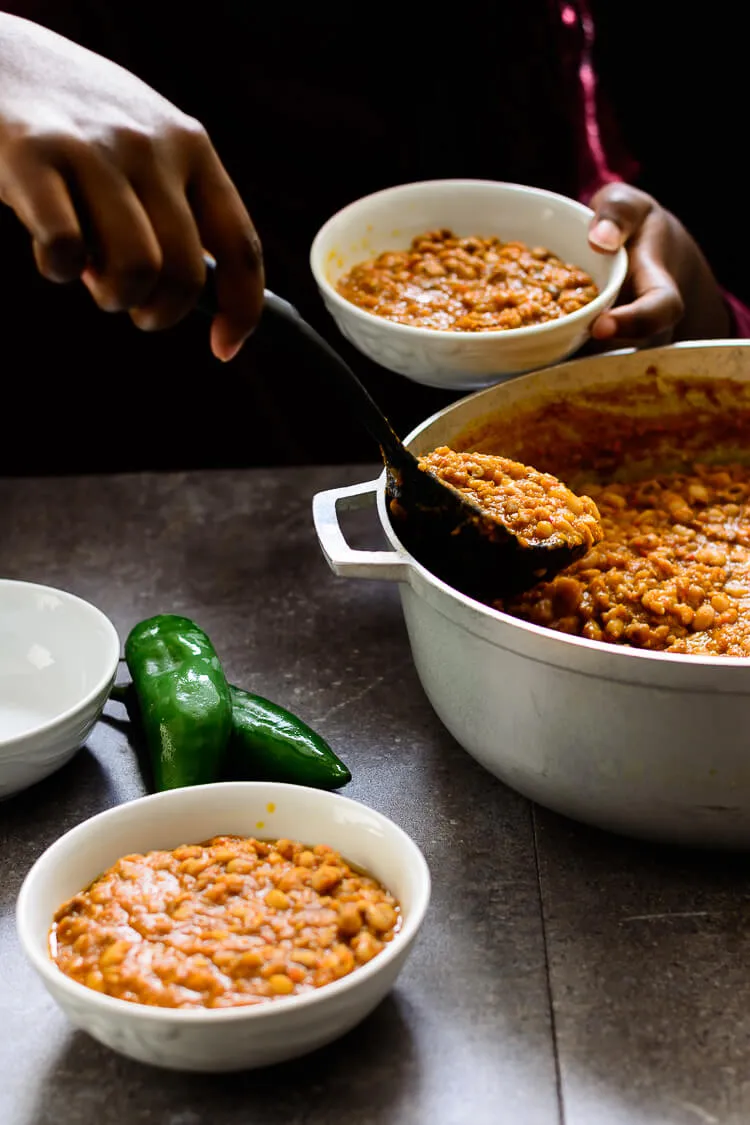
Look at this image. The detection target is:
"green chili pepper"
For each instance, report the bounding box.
[225,685,351,790]
[123,614,233,791]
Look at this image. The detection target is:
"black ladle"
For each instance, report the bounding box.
[198,265,593,601]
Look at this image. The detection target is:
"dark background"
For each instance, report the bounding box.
[0,2,745,475]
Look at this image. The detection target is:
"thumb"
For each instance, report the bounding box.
[588,184,654,254]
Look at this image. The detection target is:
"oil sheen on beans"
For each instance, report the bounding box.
[50,835,401,1009]
[500,464,750,655]
[337,229,599,332]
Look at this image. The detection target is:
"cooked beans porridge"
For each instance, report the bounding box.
[500,463,750,656]
[50,836,401,1009]
[419,447,603,550]
[337,229,599,331]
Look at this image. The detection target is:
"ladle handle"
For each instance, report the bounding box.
[198,256,408,467]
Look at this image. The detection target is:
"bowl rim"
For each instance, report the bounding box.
[309,177,629,342]
[16,780,432,1024]
[376,339,750,671]
[0,578,121,749]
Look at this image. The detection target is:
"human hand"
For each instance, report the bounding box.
[0,14,263,360]
[587,182,731,345]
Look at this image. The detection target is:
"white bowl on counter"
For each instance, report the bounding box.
[0,579,120,799]
[16,781,431,1072]
[310,178,628,391]
[312,340,750,850]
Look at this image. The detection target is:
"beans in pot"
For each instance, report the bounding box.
[50,835,401,1009]
[500,463,750,656]
[336,229,599,331]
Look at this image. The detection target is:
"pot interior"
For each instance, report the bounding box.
[398,347,750,659]
[446,366,750,487]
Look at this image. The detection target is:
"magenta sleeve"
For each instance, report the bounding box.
[723,291,750,339]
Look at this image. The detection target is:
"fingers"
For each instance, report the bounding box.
[588,183,653,254]
[591,280,683,341]
[127,174,206,332]
[0,153,87,281]
[188,143,264,362]
[65,145,163,311]
[2,140,161,313]
[591,212,684,342]
[2,127,259,354]
[587,184,684,342]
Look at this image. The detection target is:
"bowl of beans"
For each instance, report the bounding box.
[310,179,627,390]
[16,781,430,1071]
[312,340,750,849]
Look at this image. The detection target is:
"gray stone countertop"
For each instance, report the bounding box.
[1,466,749,1125]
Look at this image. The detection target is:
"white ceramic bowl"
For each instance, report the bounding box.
[0,579,120,798]
[310,178,628,391]
[17,781,431,1072]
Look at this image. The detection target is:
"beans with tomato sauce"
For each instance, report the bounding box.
[420,447,603,550]
[500,464,750,656]
[50,835,401,1009]
[337,229,599,331]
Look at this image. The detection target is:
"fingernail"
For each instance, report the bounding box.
[218,341,242,363]
[589,218,623,252]
[80,270,120,313]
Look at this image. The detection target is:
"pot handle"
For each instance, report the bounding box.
[312,479,412,583]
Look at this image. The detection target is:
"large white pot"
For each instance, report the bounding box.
[312,341,750,849]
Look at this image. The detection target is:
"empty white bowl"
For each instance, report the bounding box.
[310,178,628,390]
[16,781,431,1072]
[0,579,120,798]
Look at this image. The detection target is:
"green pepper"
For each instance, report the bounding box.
[123,614,233,791]
[225,685,351,790]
